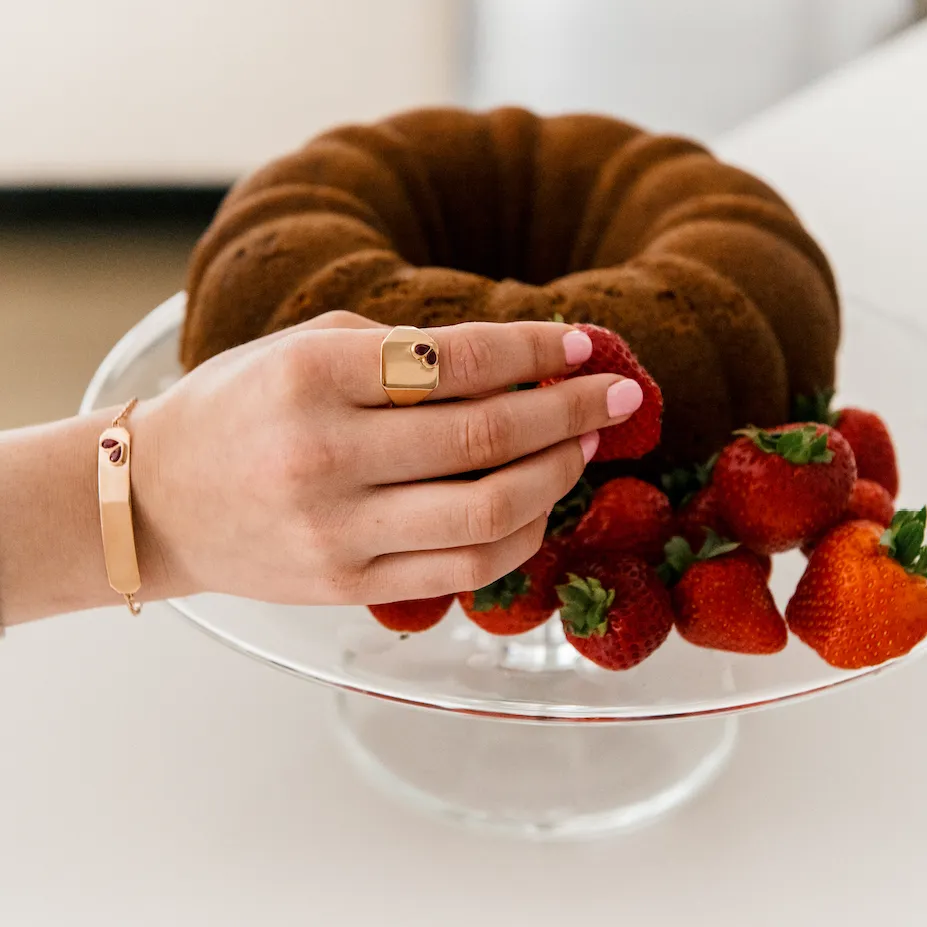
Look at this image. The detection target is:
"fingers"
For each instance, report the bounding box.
[362,435,592,554]
[363,516,549,604]
[359,372,637,484]
[291,320,592,407]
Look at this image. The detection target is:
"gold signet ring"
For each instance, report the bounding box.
[380,326,440,406]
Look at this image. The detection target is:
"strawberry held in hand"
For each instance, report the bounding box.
[460,539,562,636]
[795,390,899,499]
[787,509,927,669]
[557,555,674,670]
[660,533,786,654]
[714,423,856,554]
[542,324,662,461]
[570,478,675,565]
[368,595,455,634]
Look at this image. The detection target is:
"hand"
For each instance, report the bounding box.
[131,311,644,604]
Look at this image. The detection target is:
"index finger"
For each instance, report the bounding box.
[304,320,594,407]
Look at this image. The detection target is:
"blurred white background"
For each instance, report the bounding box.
[0,0,920,184]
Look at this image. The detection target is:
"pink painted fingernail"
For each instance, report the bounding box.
[607,378,643,419]
[563,329,593,366]
[579,430,600,464]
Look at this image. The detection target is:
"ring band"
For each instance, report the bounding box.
[380,326,439,406]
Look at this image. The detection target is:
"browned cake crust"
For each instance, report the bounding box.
[182,107,839,467]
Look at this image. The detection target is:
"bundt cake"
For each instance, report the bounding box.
[181,107,839,467]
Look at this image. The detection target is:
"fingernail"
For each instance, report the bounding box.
[607,378,644,420]
[563,329,593,366]
[579,430,600,464]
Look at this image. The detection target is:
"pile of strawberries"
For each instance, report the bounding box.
[368,325,927,672]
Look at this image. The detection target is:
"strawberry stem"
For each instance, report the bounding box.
[657,530,740,586]
[660,452,719,508]
[547,477,594,536]
[556,574,615,637]
[471,569,531,611]
[792,388,840,427]
[879,507,927,577]
[735,424,834,465]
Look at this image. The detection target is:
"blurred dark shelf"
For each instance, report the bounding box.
[0,186,229,224]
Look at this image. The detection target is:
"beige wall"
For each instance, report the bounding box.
[0,0,460,184]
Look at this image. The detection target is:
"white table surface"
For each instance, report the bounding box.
[3,23,927,927]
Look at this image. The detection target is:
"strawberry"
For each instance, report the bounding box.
[660,534,786,654]
[662,454,725,550]
[845,479,895,527]
[786,509,927,669]
[460,539,562,636]
[556,555,674,670]
[541,324,663,461]
[714,423,856,554]
[801,479,895,557]
[835,409,899,499]
[570,477,675,564]
[794,390,898,499]
[368,595,454,633]
[676,485,729,551]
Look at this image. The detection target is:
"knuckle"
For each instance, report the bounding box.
[558,444,584,495]
[563,386,589,436]
[466,486,515,545]
[303,432,343,481]
[324,559,369,605]
[523,324,549,377]
[452,549,495,593]
[448,327,495,392]
[269,336,310,405]
[311,309,360,329]
[460,404,516,469]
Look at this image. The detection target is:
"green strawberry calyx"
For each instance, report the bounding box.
[471,569,531,612]
[547,477,595,537]
[661,452,719,508]
[556,574,615,638]
[880,507,927,577]
[792,388,841,427]
[735,424,834,466]
[657,530,741,587]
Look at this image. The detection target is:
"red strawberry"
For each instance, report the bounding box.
[541,324,662,461]
[660,534,786,654]
[835,409,899,499]
[845,478,895,527]
[570,478,675,564]
[676,484,729,551]
[794,391,898,499]
[786,509,927,669]
[557,555,674,670]
[714,423,856,554]
[460,539,562,636]
[368,595,454,633]
[801,479,894,557]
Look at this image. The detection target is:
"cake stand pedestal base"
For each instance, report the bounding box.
[335,692,738,839]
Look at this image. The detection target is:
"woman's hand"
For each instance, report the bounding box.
[132,311,643,605]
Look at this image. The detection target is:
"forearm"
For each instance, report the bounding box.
[0,406,179,625]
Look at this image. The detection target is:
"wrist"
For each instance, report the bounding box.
[0,404,195,625]
[128,397,197,602]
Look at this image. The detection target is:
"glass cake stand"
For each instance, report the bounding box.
[82,293,927,839]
